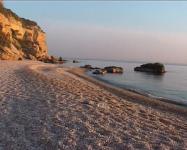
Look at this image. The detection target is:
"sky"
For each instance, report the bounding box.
[4,1,187,64]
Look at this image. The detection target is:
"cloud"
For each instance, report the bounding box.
[41,21,187,64]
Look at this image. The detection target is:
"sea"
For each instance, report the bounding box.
[63,59,187,106]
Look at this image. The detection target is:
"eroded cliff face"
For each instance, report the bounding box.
[0,4,48,60]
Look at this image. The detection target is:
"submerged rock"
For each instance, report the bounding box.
[134,63,165,74]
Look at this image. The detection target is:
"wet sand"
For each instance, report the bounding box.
[0,60,186,149]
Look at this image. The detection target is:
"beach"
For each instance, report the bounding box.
[0,60,186,149]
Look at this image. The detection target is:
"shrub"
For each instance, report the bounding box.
[0,31,11,48]
[58,56,63,61]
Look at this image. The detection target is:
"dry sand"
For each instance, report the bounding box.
[0,60,186,150]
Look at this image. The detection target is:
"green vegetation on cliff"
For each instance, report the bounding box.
[0,4,48,60]
[0,4,38,29]
[0,30,11,48]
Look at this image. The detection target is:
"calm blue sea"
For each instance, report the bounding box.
[63,59,187,105]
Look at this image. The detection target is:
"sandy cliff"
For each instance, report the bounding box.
[0,4,48,60]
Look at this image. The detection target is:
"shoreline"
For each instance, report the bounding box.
[89,74,187,106]
[67,67,187,116]
[93,76,187,107]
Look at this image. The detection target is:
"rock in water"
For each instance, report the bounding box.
[81,64,93,69]
[93,69,107,75]
[0,4,48,60]
[134,63,165,74]
[92,66,123,75]
[73,60,79,63]
[104,66,123,73]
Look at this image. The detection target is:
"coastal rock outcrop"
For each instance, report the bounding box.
[134,63,165,74]
[0,3,48,60]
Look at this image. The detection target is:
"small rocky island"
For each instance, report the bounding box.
[134,63,165,74]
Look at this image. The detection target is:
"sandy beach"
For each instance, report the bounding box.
[0,60,187,149]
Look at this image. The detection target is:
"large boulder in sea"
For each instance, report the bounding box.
[0,3,48,60]
[134,63,165,74]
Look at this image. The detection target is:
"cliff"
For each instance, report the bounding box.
[0,4,48,60]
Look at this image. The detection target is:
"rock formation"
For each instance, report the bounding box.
[134,63,165,74]
[0,4,48,60]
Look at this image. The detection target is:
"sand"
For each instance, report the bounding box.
[0,60,186,149]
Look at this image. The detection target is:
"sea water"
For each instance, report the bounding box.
[64,59,187,105]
